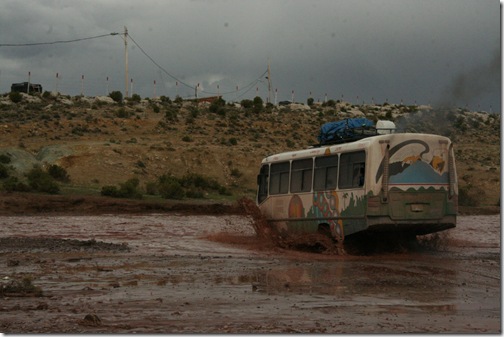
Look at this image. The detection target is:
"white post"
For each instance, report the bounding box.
[124,26,129,98]
[27,71,31,94]
[81,75,84,96]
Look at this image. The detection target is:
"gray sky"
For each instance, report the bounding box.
[0,0,501,112]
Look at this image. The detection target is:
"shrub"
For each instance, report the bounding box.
[240,99,253,109]
[131,93,141,102]
[101,185,119,197]
[253,96,263,113]
[307,97,314,106]
[118,178,142,199]
[109,91,123,103]
[3,177,30,192]
[458,185,481,207]
[47,164,70,182]
[26,166,60,194]
[158,176,185,200]
[116,108,130,118]
[230,168,243,178]
[100,178,142,199]
[209,97,226,114]
[0,164,9,179]
[174,96,183,104]
[9,91,22,103]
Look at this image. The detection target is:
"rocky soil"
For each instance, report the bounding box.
[0,91,500,207]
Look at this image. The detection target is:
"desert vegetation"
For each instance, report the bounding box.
[0,90,499,207]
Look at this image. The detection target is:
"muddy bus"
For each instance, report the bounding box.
[256,118,458,247]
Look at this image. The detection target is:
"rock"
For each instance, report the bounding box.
[94,96,115,104]
[59,98,73,106]
[82,314,102,326]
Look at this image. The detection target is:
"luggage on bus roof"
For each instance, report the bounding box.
[317,118,375,145]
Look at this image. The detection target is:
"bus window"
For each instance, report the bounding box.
[290,158,313,193]
[257,164,269,203]
[269,162,290,195]
[313,155,338,191]
[339,151,366,189]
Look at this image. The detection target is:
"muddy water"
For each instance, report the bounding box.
[0,214,500,333]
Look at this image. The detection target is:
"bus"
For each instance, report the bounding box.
[256,120,458,247]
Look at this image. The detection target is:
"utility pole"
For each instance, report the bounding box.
[267,63,271,103]
[124,26,129,98]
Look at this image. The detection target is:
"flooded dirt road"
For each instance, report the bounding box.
[0,213,500,333]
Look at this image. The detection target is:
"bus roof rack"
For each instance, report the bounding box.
[314,118,397,147]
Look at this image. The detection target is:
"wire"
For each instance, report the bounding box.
[127,32,268,97]
[127,33,194,90]
[0,33,119,47]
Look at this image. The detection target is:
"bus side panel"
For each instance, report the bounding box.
[281,190,368,238]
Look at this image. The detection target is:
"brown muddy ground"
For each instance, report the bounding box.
[0,194,501,333]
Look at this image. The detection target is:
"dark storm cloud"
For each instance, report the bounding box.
[0,0,500,111]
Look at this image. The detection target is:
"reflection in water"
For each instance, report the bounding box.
[238,257,459,309]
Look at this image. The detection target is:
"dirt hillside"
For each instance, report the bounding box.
[0,92,500,210]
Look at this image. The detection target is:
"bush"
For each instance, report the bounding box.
[458,185,481,207]
[100,178,142,199]
[156,173,231,199]
[253,96,263,113]
[158,176,185,200]
[26,166,60,194]
[240,99,253,109]
[174,96,183,104]
[118,178,142,199]
[0,164,8,179]
[0,154,11,164]
[3,177,30,192]
[131,93,141,102]
[47,164,70,182]
[109,91,123,103]
[116,108,130,118]
[9,91,22,103]
[101,185,119,197]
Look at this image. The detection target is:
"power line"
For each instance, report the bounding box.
[127,32,268,97]
[0,33,119,47]
[1,29,269,99]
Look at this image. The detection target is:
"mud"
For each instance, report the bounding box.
[0,209,500,333]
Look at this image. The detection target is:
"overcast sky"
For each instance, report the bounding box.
[0,0,500,112]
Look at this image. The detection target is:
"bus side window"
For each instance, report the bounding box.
[314,155,338,191]
[339,151,366,189]
[290,158,313,193]
[269,162,290,195]
[257,165,269,203]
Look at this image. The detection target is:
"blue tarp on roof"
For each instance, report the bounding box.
[317,118,375,144]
